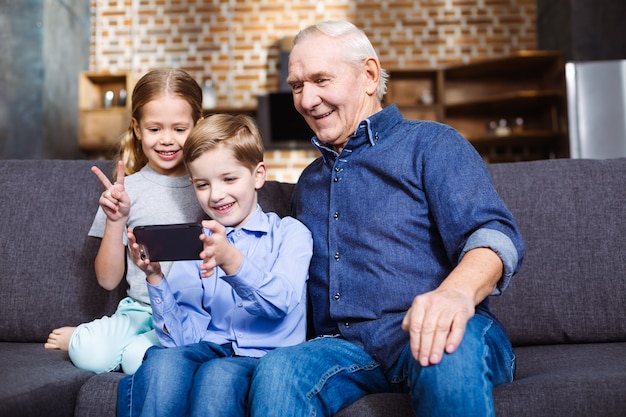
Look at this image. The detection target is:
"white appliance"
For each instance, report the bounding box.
[565,59,626,159]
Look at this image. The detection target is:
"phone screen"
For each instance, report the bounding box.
[133,223,203,261]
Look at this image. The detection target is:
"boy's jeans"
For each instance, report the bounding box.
[117,341,258,417]
[249,314,515,417]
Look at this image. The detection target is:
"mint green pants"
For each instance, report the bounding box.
[68,297,160,374]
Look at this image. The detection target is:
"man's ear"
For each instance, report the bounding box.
[131,118,141,140]
[363,57,381,97]
[254,162,267,190]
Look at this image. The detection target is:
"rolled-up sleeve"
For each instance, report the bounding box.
[460,227,519,295]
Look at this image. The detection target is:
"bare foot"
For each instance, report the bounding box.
[44,326,76,351]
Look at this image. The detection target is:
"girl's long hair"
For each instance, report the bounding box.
[115,68,203,175]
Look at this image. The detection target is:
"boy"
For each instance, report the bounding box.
[117,114,312,417]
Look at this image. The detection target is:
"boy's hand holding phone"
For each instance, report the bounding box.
[127,220,244,281]
[127,227,163,284]
[199,220,243,278]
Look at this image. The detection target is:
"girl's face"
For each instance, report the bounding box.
[187,146,266,229]
[132,94,195,177]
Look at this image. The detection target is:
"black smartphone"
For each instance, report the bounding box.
[133,223,204,262]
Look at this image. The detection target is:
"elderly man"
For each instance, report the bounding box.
[250,20,524,417]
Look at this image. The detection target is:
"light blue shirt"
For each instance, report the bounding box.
[147,205,312,358]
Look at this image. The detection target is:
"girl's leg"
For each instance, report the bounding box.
[120,329,161,374]
[189,356,259,417]
[68,298,153,373]
[249,337,390,417]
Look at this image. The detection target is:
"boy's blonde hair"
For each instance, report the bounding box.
[116,68,204,175]
[183,113,264,174]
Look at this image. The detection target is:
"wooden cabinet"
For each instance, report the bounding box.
[78,71,136,155]
[385,51,569,162]
[385,69,444,122]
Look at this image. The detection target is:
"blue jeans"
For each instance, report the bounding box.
[249,314,515,417]
[117,342,259,417]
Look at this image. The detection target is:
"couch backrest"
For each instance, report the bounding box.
[487,158,626,346]
[3,158,623,347]
[0,159,295,343]
[0,160,125,342]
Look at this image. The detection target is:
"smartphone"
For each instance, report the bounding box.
[133,223,204,262]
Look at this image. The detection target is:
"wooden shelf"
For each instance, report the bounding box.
[78,71,136,154]
[385,51,568,162]
[385,70,441,107]
[470,131,565,163]
[468,130,562,144]
[443,51,564,79]
[445,90,564,114]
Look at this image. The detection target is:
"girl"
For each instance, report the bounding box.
[44,68,206,375]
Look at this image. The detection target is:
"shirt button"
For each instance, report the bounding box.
[237,302,243,308]
[333,177,339,182]
[333,212,339,220]
[344,322,350,328]
[333,293,340,301]
[334,252,340,261]
[154,297,162,304]
[237,332,243,338]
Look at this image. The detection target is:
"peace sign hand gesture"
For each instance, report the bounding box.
[91,161,130,223]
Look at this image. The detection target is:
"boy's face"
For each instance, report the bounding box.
[187,146,266,229]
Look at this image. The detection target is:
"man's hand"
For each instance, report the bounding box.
[401,287,474,367]
[401,247,503,367]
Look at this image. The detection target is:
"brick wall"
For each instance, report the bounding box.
[262,149,320,182]
[90,0,537,181]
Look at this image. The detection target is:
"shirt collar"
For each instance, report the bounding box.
[225,205,269,236]
[312,105,403,164]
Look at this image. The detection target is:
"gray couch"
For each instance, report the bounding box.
[1,158,625,417]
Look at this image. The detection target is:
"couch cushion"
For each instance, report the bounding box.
[336,342,626,417]
[0,342,95,417]
[334,393,413,417]
[74,372,125,417]
[494,343,626,417]
[487,158,626,346]
[0,160,126,342]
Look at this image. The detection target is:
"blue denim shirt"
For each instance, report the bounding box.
[292,105,524,371]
